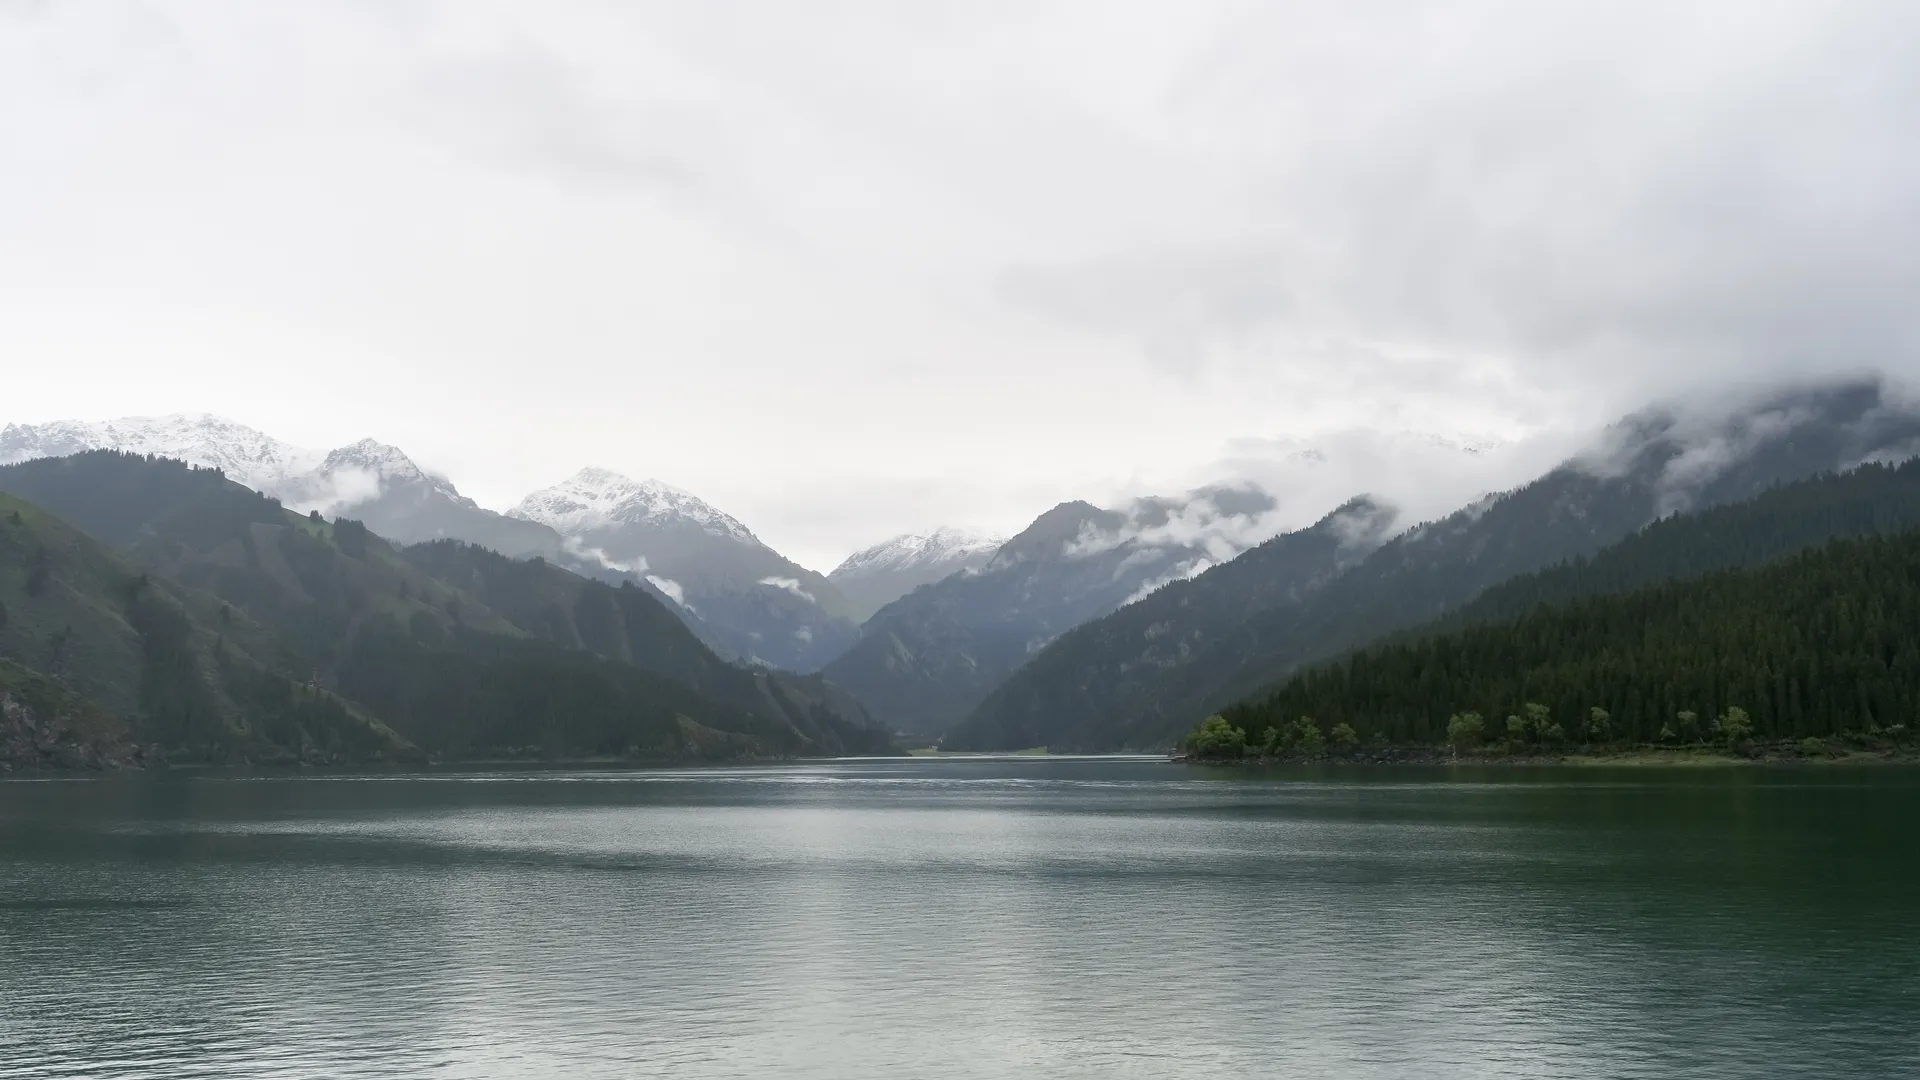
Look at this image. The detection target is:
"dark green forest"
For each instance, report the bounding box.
[1427,459,1920,637]
[959,384,1920,752]
[1220,530,1920,751]
[0,483,404,764]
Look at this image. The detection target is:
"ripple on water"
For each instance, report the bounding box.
[1,759,1916,1079]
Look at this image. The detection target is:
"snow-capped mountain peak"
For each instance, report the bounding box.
[0,414,486,519]
[321,438,429,481]
[827,525,1008,622]
[831,526,1005,578]
[0,413,321,491]
[277,437,473,513]
[509,467,759,544]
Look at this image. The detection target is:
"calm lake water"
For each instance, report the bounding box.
[1,758,1916,1078]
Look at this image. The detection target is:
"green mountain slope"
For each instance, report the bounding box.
[0,656,138,769]
[1423,459,1920,636]
[399,540,893,755]
[0,489,407,763]
[0,451,892,761]
[954,380,1920,750]
[1224,529,1920,746]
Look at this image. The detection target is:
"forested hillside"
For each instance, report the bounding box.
[0,452,892,763]
[1223,530,1920,748]
[956,380,1920,751]
[401,540,892,754]
[1425,459,1920,637]
[0,487,406,765]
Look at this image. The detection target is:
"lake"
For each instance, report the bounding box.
[1,758,1916,1078]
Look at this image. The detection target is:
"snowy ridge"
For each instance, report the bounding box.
[321,438,431,483]
[831,526,1005,579]
[509,467,759,544]
[0,413,321,492]
[275,438,474,514]
[0,415,463,514]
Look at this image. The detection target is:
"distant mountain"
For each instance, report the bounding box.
[510,468,858,671]
[821,483,1288,737]
[951,377,1920,751]
[0,451,894,761]
[0,415,565,559]
[829,527,1005,622]
[942,497,1398,751]
[0,415,868,671]
[0,413,319,491]
[288,439,564,559]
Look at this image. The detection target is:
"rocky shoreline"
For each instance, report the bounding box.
[0,691,146,772]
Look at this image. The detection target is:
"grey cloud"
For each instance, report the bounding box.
[408,35,779,236]
[1568,373,1920,514]
[998,2,1920,410]
[1192,427,1587,537]
[8,2,1920,571]
[1061,484,1282,564]
[280,467,388,517]
[999,248,1294,373]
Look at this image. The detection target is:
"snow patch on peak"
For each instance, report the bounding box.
[510,468,758,544]
[283,437,469,515]
[831,526,1006,578]
[0,412,482,518]
[0,413,321,491]
[322,438,428,481]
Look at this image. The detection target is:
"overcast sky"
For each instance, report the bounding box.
[5,1,1918,571]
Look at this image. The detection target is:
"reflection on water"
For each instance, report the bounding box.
[2,759,1917,1078]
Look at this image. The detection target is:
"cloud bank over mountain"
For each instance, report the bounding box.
[4,3,1919,568]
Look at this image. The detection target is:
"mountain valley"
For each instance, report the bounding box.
[11,378,1920,758]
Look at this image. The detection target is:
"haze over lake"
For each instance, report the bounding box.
[2,758,1915,1079]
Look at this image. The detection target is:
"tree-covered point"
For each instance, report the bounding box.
[1217,529,1920,750]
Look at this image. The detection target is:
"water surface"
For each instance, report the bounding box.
[2,758,1916,1078]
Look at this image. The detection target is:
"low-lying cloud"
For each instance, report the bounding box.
[646,575,688,608]
[562,537,649,577]
[757,576,815,602]
[281,467,387,518]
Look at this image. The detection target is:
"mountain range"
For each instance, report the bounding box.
[10,376,1920,758]
[1222,456,1920,750]
[505,468,861,670]
[0,451,894,766]
[820,484,1298,736]
[0,417,880,671]
[947,378,1920,750]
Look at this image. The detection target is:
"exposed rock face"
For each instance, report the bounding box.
[0,691,141,771]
